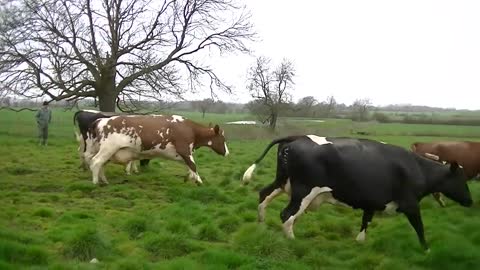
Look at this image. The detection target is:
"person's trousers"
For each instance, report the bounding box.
[38,125,48,145]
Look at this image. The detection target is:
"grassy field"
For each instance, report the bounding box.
[1,109,480,269]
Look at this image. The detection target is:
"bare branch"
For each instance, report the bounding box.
[247,56,295,129]
[0,106,37,112]
[0,0,255,112]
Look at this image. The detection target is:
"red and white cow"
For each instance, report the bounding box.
[73,109,140,174]
[84,114,229,185]
[411,141,480,206]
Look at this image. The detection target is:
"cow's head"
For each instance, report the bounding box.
[435,162,472,207]
[206,124,229,157]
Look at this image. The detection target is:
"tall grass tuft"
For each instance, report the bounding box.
[218,215,241,234]
[64,228,107,261]
[143,233,200,259]
[165,219,193,236]
[233,224,292,260]
[124,216,148,239]
[0,239,48,265]
[197,222,223,241]
[33,208,54,218]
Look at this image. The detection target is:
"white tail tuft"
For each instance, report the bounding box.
[74,131,82,142]
[242,164,257,184]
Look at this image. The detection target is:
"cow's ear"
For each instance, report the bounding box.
[450,162,459,172]
[214,124,220,134]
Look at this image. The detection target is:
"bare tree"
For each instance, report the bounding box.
[192,98,214,118]
[325,95,336,118]
[0,0,255,112]
[296,96,317,117]
[351,98,372,121]
[247,57,294,129]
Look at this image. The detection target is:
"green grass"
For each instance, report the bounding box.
[63,228,108,261]
[1,108,480,269]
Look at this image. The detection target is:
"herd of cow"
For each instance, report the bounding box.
[74,109,479,252]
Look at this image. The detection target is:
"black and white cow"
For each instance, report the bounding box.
[73,110,150,173]
[242,135,473,251]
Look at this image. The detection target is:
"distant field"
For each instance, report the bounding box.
[2,108,479,139]
[1,109,480,269]
[378,110,480,118]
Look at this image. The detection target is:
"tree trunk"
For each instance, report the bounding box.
[202,110,206,118]
[96,71,117,112]
[98,91,116,112]
[269,112,278,130]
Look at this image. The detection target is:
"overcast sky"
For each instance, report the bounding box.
[193,0,480,110]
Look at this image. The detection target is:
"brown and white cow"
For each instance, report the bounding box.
[84,114,229,185]
[411,141,480,206]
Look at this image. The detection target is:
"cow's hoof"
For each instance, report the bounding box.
[355,230,366,242]
[425,248,431,254]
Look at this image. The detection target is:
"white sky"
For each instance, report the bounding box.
[193,0,480,110]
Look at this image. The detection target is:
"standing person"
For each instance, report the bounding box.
[35,101,52,146]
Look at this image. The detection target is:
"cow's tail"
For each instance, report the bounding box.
[74,130,82,142]
[73,110,82,141]
[73,110,82,125]
[242,136,302,184]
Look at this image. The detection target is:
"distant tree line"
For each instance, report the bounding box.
[2,95,479,126]
[372,111,480,126]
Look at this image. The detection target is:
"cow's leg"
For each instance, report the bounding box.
[125,162,132,175]
[132,161,139,174]
[83,153,93,170]
[99,167,108,185]
[77,134,88,170]
[356,210,374,242]
[182,155,203,185]
[398,197,429,251]
[125,161,139,175]
[178,152,203,185]
[77,145,86,170]
[79,156,88,170]
[258,182,284,222]
[404,208,429,251]
[432,192,446,207]
[90,148,118,185]
[258,147,289,222]
[90,163,101,185]
[187,159,203,185]
[280,185,332,239]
